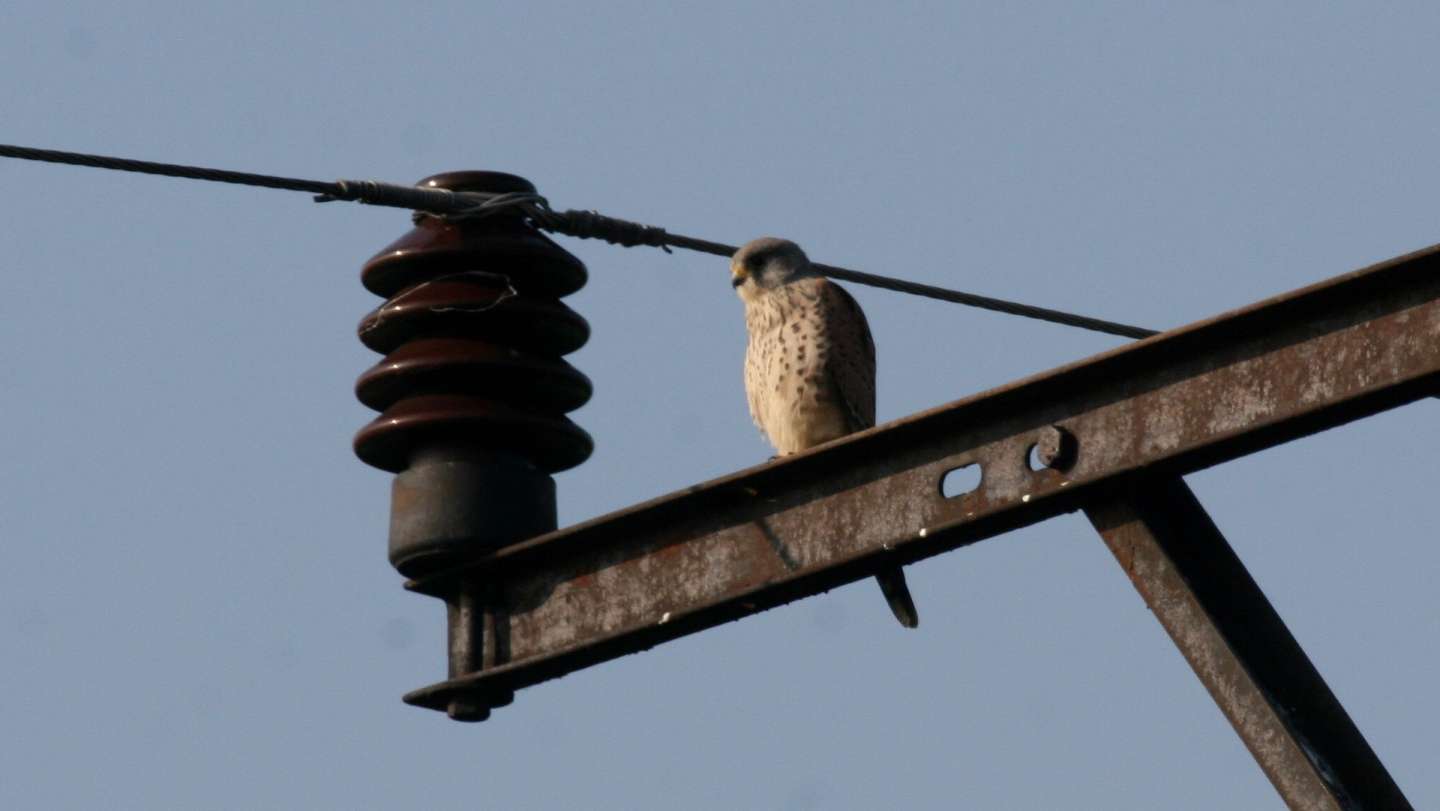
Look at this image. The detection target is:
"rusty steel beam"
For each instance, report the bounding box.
[402,242,1440,717]
[1086,477,1411,811]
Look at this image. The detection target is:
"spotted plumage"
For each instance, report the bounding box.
[731,237,918,628]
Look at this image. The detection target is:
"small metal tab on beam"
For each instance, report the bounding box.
[1086,478,1411,811]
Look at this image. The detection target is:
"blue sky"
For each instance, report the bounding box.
[2,3,1437,808]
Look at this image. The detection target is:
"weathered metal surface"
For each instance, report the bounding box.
[404,242,1440,716]
[1086,478,1411,811]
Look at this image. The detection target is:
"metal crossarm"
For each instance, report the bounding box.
[399,240,1439,809]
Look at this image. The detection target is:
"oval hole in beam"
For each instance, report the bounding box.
[940,464,981,498]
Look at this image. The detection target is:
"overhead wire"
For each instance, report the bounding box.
[0,142,1158,339]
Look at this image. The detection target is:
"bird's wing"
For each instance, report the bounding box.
[818,278,877,432]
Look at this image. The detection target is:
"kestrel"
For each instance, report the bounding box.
[731,237,919,628]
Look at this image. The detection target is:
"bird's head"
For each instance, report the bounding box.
[731,237,811,302]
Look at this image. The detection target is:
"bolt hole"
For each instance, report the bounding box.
[1026,443,1045,471]
[940,464,981,498]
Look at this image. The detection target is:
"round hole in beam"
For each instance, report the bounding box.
[1026,443,1045,471]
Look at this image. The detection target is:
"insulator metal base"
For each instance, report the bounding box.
[389,448,556,577]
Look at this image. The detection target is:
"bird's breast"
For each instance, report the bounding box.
[743,304,842,454]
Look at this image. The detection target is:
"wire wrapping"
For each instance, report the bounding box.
[0,142,1159,339]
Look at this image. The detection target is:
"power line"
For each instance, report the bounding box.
[0,142,1158,339]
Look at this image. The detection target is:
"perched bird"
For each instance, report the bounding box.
[731,236,919,628]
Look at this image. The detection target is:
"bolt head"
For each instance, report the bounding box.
[1036,426,1077,470]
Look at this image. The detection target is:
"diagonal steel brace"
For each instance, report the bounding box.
[1087,477,1410,810]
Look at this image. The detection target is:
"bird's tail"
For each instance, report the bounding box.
[875,566,919,629]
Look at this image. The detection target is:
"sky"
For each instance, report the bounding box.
[2,3,1437,809]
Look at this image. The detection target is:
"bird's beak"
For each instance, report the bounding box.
[730,264,747,288]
